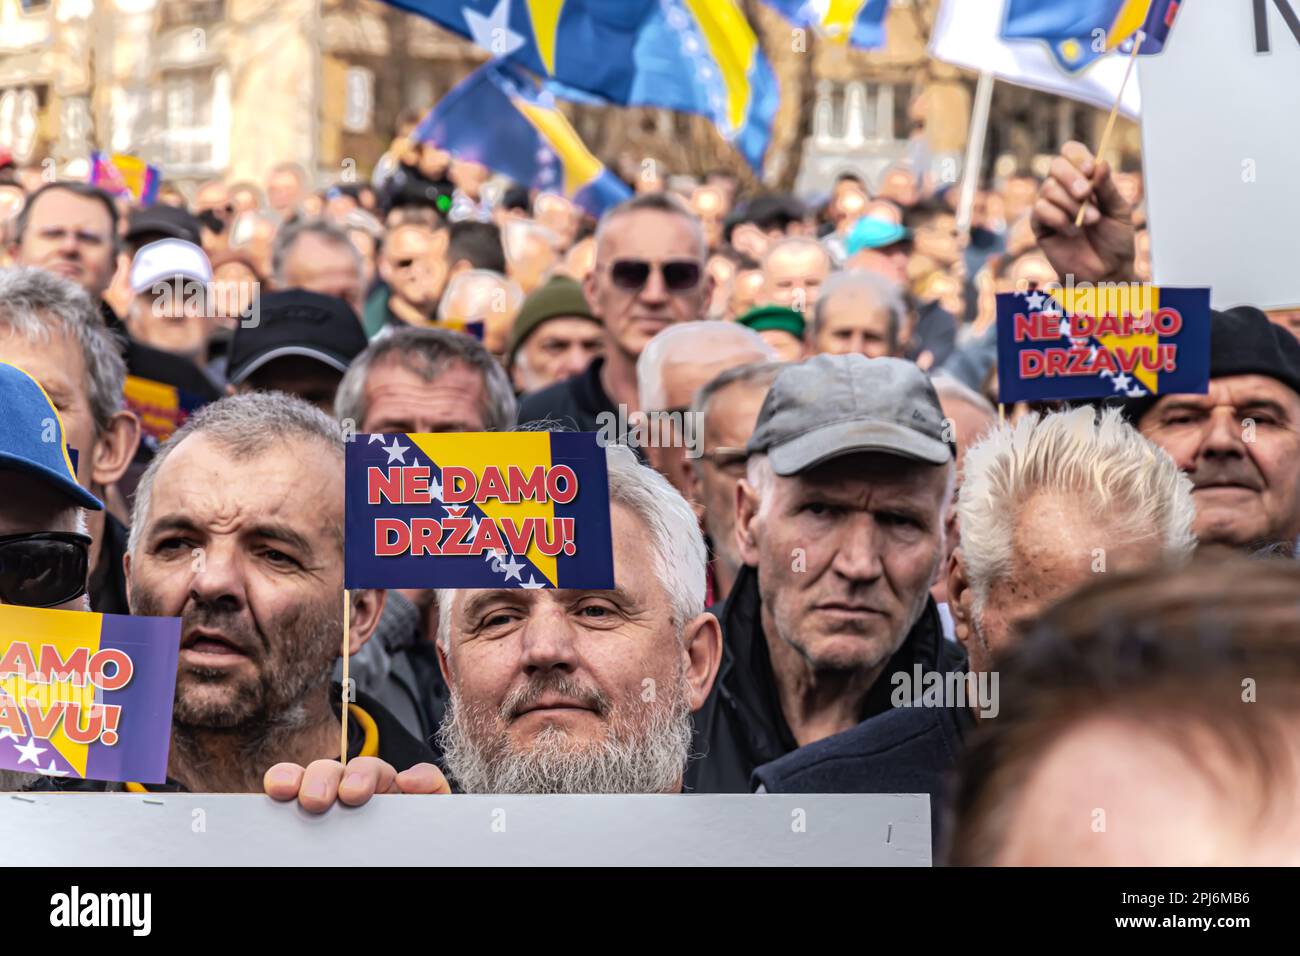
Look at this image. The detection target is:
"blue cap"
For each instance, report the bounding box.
[0,362,103,511]
[845,216,910,256]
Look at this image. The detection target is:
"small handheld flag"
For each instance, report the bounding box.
[345,431,614,590]
[123,375,210,452]
[1001,0,1182,74]
[995,285,1211,403]
[89,152,161,206]
[0,606,181,784]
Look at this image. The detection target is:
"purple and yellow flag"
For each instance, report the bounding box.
[996,285,1211,403]
[345,432,614,590]
[124,375,209,451]
[0,605,181,784]
[89,152,161,206]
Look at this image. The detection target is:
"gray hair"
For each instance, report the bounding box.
[334,326,517,432]
[271,217,362,285]
[0,267,126,433]
[810,270,907,346]
[760,236,832,273]
[594,192,706,260]
[636,321,775,411]
[958,407,1197,615]
[437,443,707,649]
[690,360,784,423]
[929,372,997,419]
[128,392,344,556]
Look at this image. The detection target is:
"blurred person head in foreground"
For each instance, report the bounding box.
[947,554,1300,865]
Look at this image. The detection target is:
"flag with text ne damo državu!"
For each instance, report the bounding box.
[0,605,181,784]
[344,432,614,590]
[995,285,1211,403]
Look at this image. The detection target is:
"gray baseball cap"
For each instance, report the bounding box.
[747,354,954,475]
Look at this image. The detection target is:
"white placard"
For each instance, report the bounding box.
[0,793,932,866]
[1139,0,1300,310]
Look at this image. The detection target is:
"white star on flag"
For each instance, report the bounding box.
[1111,371,1133,392]
[0,728,17,743]
[520,575,547,589]
[36,760,69,777]
[384,438,410,465]
[498,554,526,582]
[464,0,526,58]
[14,737,46,766]
[1024,290,1046,311]
[1125,386,1147,398]
[368,434,386,444]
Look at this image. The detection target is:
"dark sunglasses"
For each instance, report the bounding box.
[0,532,91,609]
[609,258,703,293]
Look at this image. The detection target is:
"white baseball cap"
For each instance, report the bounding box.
[129,238,213,294]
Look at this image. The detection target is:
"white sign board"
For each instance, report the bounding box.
[1140,0,1300,310]
[1,793,932,866]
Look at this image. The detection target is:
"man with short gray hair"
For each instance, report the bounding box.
[806,270,906,359]
[688,354,962,793]
[635,321,775,502]
[753,408,1196,850]
[335,325,516,435]
[265,445,724,807]
[272,217,366,319]
[0,267,141,613]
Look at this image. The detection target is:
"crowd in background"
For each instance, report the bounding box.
[1,118,1299,865]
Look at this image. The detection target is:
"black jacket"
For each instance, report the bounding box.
[516,355,615,433]
[27,687,435,793]
[89,512,130,615]
[684,564,966,793]
[752,700,976,851]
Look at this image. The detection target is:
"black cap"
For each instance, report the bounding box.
[126,204,204,246]
[227,290,369,385]
[1121,307,1300,423]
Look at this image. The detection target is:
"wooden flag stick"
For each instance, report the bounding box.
[1075,31,1145,227]
[998,402,1006,426]
[340,590,351,764]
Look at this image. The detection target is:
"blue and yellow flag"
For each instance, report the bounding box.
[344,432,614,590]
[0,606,181,784]
[1002,0,1183,73]
[760,0,888,49]
[416,62,630,217]
[995,285,1211,403]
[123,375,209,453]
[383,0,777,171]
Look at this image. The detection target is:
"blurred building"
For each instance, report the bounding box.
[0,0,1139,194]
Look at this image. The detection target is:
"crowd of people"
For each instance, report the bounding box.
[0,128,1298,865]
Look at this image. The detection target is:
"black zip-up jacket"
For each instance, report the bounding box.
[684,564,966,793]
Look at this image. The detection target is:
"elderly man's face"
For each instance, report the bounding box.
[692,380,769,576]
[16,190,118,300]
[0,474,88,612]
[644,351,769,500]
[279,234,364,319]
[125,434,344,728]
[1140,375,1300,549]
[953,495,1163,674]
[585,210,711,360]
[739,452,950,673]
[436,504,719,793]
[811,291,894,358]
[762,244,830,314]
[513,317,604,393]
[361,357,488,433]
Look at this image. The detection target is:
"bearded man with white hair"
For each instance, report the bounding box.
[266,445,723,809]
[751,408,1197,848]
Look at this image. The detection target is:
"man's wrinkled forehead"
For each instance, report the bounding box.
[597,209,704,261]
[1147,373,1300,418]
[148,432,343,541]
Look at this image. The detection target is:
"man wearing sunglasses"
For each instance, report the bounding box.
[517,192,713,438]
[0,361,102,791]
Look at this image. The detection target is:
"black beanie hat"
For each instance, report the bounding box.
[1121,306,1300,424]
